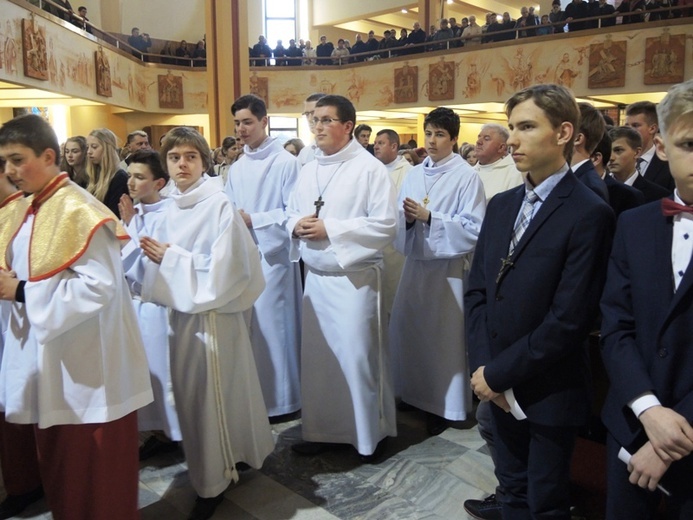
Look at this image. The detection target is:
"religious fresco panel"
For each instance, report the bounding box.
[249,74,269,107]
[644,29,685,85]
[22,18,48,80]
[588,36,627,88]
[158,73,183,109]
[394,64,418,103]
[1,0,691,117]
[95,47,112,97]
[427,59,455,101]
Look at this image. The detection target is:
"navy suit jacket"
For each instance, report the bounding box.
[643,153,674,192]
[604,175,645,217]
[632,173,671,203]
[466,171,615,427]
[601,201,693,452]
[573,160,609,203]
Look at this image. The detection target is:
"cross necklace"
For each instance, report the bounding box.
[422,171,444,208]
[314,161,345,217]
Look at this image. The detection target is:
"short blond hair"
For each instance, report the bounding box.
[657,79,693,137]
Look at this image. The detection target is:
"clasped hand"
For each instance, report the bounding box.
[118,194,137,225]
[140,236,170,264]
[293,214,327,241]
[403,197,430,224]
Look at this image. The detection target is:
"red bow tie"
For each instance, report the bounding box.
[662,198,693,217]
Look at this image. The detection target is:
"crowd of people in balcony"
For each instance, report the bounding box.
[250,0,692,66]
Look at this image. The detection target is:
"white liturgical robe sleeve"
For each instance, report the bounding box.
[25,228,123,345]
[142,194,265,315]
[395,156,486,259]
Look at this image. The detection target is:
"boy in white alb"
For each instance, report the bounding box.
[119,150,182,455]
[0,159,43,519]
[288,95,397,461]
[224,94,302,420]
[139,127,274,520]
[0,114,152,520]
[389,108,486,435]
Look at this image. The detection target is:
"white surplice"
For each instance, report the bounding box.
[121,199,182,441]
[382,156,412,315]
[225,137,302,417]
[286,138,398,455]
[474,153,524,201]
[389,154,486,420]
[141,176,274,497]
[1,219,153,427]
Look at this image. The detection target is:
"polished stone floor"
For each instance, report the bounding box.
[1,408,501,519]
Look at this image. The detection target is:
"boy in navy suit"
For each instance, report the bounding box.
[601,79,693,519]
[466,84,614,519]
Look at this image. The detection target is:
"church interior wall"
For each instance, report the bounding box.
[121,0,206,45]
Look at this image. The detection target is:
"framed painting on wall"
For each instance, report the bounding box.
[588,37,627,89]
[395,65,418,104]
[22,18,48,81]
[158,73,184,109]
[644,30,684,85]
[94,47,112,97]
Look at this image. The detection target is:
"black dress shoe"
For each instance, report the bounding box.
[291,441,345,456]
[463,494,502,520]
[139,436,180,461]
[426,413,450,436]
[188,493,224,520]
[0,486,44,520]
[359,437,388,464]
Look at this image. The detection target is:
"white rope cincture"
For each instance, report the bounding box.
[373,263,386,428]
[208,311,239,483]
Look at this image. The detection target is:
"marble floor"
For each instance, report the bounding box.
[1,408,500,519]
[1,408,604,519]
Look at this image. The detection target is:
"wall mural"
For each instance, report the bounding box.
[644,29,685,85]
[588,36,627,88]
[0,0,690,117]
[394,64,417,103]
[249,73,269,107]
[427,59,455,101]
[1,20,20,75]
[255,26,689,115]
[461,58,490,98]
[22,17,48,80]
[95,46,112,97]
[1,1,208,114]
[158,73,183,109]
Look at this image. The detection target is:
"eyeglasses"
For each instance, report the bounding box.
[302,110,314,118]
[311,117,342,126]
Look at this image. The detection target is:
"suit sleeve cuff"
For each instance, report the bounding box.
[629,392,661,418]
[504,388,527,421]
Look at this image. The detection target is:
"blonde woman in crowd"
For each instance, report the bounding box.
[86,128,129,218]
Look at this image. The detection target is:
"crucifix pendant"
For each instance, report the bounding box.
[496,256,514,284]
[422,196,429,208]
[314,195,325,217]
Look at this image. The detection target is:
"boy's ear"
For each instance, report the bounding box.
[42,148,57,166]
[557,122,573,147]
[654,135,668,162]
[154,177,167,191]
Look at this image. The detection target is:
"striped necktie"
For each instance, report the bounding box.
[509,190,539,255]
